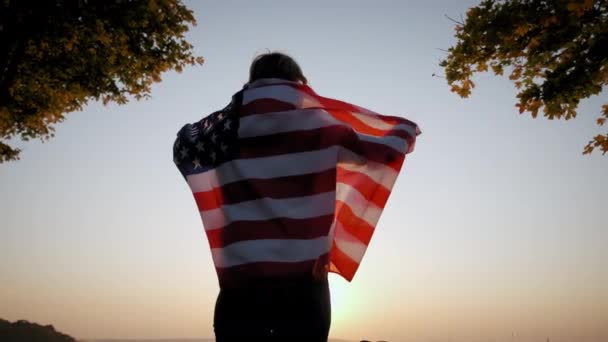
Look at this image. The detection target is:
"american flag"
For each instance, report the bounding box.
[174,78,420,288]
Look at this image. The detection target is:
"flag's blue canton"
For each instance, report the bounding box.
[173,103,239,177]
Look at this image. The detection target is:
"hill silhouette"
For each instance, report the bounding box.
[0,320,383,342]
[0,318,76,342]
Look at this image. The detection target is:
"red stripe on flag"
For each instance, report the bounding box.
[335,200,374,245]
[205,215,334,248]
[239,126,405,171]
[325,108,415,146]
[240,98,297,117]
[288,83,420,133]
[193,169,336,211]
[241,84,416,142]
[337,167,390,209]
[238,125,343,158]
[329,242,359,281]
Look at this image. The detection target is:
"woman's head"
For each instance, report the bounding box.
[248,52,307,85]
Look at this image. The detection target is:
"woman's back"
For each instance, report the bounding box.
[173,53,420,341]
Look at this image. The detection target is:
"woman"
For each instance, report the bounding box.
[173,52,420,341]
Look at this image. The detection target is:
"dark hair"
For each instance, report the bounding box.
[248,52,308,84]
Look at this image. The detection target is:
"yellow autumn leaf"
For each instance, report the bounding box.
[476,62,488,72]
[514,24,529,37]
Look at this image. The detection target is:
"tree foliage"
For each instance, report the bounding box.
[0,0,204,162]
[441,0,608,155]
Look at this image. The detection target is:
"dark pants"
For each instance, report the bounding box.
[214,278,331,342]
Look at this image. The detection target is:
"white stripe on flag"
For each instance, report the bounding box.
[333,221,367,264]
[244,84,416,135]
[186,147,339,193]
[211,237,331,267]
[238,108,341,138]
[358,133,409,153]
[336,182,382,227]
[337,149,399,190]
[240,108,410,152]
[200,191,336,230]
[242,84,321,108]
[350,111,418,136]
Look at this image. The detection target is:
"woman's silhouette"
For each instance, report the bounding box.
[173,52,420,342]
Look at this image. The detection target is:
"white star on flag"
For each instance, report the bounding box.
[192,158,201,169]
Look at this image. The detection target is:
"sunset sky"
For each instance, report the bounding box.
[1,1,606,341]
